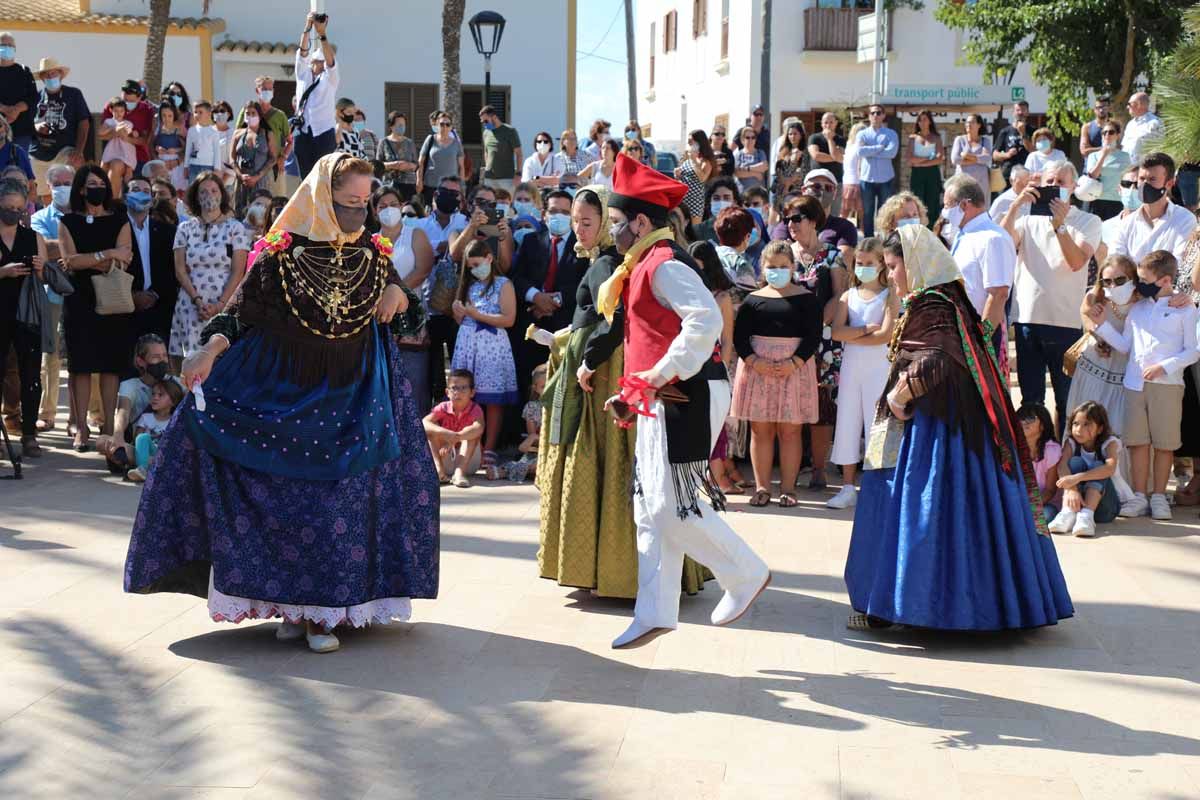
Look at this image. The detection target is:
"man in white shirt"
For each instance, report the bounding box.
[1121,92,1164,163]
[943,174,1016,349]
[292,12,339,179]
[988,165,1031,223]
[1112,151,1197,263]
[1001,160,1103,434]
[1091,250,1200,520]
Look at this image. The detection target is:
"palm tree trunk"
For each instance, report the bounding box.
[760,0,772,130]
[1112,7,1138,122]
[624,0,637,121]
[143,0,172,104]
[441,0,465,131]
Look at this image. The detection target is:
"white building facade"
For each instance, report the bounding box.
[0,0,576,166]
[635,0,1050,153]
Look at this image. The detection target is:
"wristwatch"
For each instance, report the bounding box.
[1055,224,1069,235]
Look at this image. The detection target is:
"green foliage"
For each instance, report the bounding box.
[935,0,1189,133]
[1156,5,1200,164]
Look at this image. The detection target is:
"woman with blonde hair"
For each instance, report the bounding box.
[874,191,929,238]
[841,121,868,227]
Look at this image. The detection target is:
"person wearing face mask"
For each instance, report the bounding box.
[416,112,465,206]
[29,58,89,206]
[292,12,341,179]
[1112,152,1197,264]
[776,170,858,267]
[183,101,222,184]
[378,111,418,201]
[1024,127,1067,174]
[597,154,770,649]
[353,110,378,163]
[126,153,436,655]
[521,131,567,189]
[161,81,193,130]
[1001,161,1103,435]
[0,116,32,185]
[449,183,514,275]
[236,76,292,197]
[623,120,657,167]
[96,334,185,472]
[0,177,47,456]
[334,98,365,158]
[57,165,135,451]
[418,175,469,401]
[105,80,154,171]
[1083,120,1132,221]
[168,173,250,366]
[29,163,72,430]
[1088,250,1200,520]
[231,101,277,215]
[693,176,741,244]
[0,33,38,154]
[124,177,179,345]
[845,224,1073,632]
[479,104,523,191]
[941,175,1016,351]
[210,101,236,191]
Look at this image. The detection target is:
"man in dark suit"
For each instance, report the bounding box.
[507,189,580,436]
[125,177,179,347]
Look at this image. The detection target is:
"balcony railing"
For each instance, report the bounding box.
[803,8,892,52]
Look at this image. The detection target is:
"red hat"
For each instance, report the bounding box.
[608,153,687,220]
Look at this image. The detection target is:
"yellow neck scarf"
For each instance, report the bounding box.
[596,227,675,323]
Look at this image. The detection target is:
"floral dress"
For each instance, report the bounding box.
[794,240,844,424]
[169,216,251,356]
[450,276,520,405]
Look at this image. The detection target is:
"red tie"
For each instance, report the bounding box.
[543,236,561,292]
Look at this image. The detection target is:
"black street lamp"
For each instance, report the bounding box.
[468,10,506,108]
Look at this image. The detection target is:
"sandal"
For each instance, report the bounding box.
[847,613,894,631]
[718,482,744,495]
[778,492,799,508]
[749,489,772,507]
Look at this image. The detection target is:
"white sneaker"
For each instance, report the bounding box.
[1119,493,1148,518]
[826,485,858,509]
[1150,493,1173,520]
[1071,509,1096,538]
[275,620,305,641]
[1047,508,1077,534]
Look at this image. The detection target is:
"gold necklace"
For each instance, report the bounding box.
[278,245,385,339]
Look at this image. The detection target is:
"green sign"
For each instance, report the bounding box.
[1011,87,1026,101]
[883,84,1028,106]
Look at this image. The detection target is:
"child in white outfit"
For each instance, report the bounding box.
[827,238,899,509]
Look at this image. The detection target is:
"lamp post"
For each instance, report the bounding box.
[468,11,507,109]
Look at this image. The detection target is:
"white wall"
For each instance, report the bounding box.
[12,29,201,115]
[90,0,569,146]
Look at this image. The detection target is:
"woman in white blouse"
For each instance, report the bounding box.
[1024,127,1068,174]
[951,114,994,203]
[842,122,867,227]
[521,130,566,189]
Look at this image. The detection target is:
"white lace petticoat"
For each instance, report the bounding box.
[206,571,412,630]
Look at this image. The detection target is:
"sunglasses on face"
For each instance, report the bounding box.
[1120,179,1136,188]
[1103,129,1119,135]
[869,110,885,116]
[784,213,810,224]
[1100,276,1130,287]
[402,211,419,219]
[536,139,551,145]
[628,146,643,153]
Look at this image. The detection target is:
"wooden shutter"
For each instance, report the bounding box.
[693,0,707,37]
[650,22,656,87]
[384,82,439,137]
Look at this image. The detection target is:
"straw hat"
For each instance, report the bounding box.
[33,57,69,80]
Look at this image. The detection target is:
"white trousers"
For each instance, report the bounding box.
[831,343,890,467]
[633,380,768,629]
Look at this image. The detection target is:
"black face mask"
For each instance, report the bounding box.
[341,114,355,124]
[1135,279,1161,299]
[0,207,22,226]
[434,191,459,215]
[333,202,367,234]
[144,361,169,382]
[85,186,107,206]
[1140,183,1167,204]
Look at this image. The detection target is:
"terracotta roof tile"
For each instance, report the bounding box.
[215,40,293,55]
[0,0,220,29]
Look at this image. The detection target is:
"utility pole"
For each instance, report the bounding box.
[760,0,772,132]
[870,0,888,104]
[624,0,637,121]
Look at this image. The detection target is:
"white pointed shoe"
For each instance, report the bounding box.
[275,620,305,641]
[306,628,340,654]
[711,569,772,626]
[611,620,671,649]
[826,485,857,509]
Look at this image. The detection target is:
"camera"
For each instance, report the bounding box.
[313,13,328,23]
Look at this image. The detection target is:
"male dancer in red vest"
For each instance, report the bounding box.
[598,155,771,648]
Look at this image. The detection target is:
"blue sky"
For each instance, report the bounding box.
[576,0,634,129]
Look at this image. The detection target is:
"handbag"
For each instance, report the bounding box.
[42,259,74,296]
[989,166,1006,194]
[427,255,460,316]
[388,287,430,348]
[1062,332,1089,377]
[91,265,135,316]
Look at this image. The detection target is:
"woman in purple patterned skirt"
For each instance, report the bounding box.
[124,153,439,654]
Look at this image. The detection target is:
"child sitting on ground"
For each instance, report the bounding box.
[488,363,546,482]
[423,368,485,488]
[126,380,185,483]
[1047,401,1121,538]
[1017,403,1062,523]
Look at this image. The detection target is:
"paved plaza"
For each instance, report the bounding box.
[3,429,1200,800]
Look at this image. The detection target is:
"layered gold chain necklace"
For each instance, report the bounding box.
[278,244,385,339]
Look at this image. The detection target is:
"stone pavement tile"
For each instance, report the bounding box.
[955,772,1084,799]
[723,714,839,787]
[1067,754,1200,800]
[593,754,726,800]
[839,745,961,799]
[720,781,839,800]
[618,708,735,762]
[945,739,1080,780]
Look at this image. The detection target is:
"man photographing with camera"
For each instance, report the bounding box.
[292,11,339,178]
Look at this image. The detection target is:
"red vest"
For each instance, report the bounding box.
[622,241,683,376]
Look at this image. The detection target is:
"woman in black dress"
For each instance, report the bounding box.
[57,165,134,451]
[0,177,48,456]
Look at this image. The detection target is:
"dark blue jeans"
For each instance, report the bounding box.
[1014,322,1079,437]
[1066,455,1119,523]
[860,180,894,238]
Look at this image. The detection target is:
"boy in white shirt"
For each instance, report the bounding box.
[184,102,222,182]
[1091,249,1200,520]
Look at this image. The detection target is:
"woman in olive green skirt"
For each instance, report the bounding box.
[908,110,945,226]
[535,186,711,598]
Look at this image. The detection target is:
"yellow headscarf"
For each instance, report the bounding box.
[898,223,962,292]
[595,226,675,323]
[572,184,613,261]
[270,152,364,244]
